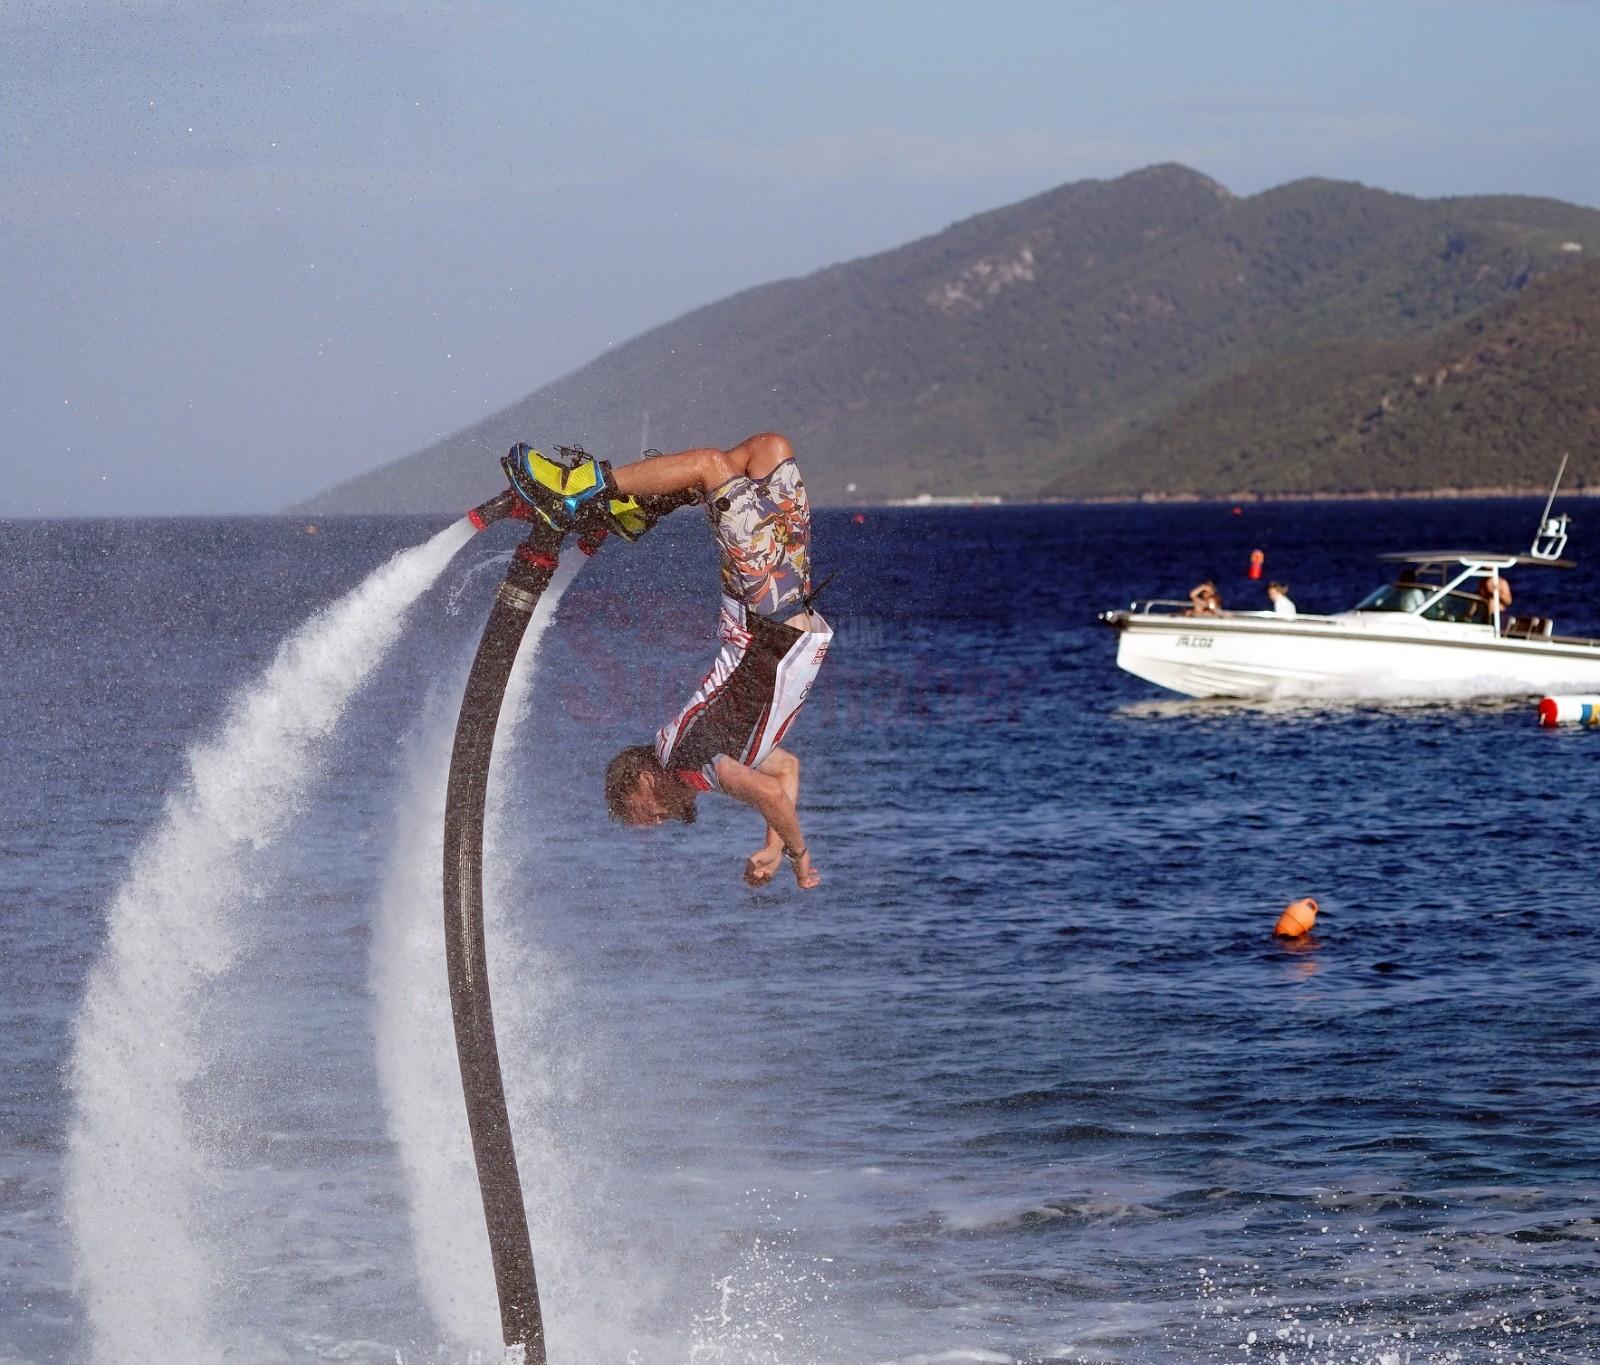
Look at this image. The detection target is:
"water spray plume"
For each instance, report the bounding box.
[66,517,476,1363]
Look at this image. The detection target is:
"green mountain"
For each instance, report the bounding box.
[1045,260,1600,498]
[296,165,1600,512]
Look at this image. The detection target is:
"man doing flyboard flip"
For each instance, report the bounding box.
[512,432,831,890]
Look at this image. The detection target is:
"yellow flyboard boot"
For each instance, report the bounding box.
[603,490,655,542]
[501,443,613,532]
[501,442,694,542]
[605,483,701,541]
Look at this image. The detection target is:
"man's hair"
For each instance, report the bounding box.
[604,745,665,822]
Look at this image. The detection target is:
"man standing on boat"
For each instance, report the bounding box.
[1478,573,1512,619]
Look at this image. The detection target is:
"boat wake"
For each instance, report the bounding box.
[1117,687,1532,722]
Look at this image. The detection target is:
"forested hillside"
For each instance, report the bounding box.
[1046,262,1600,498]
[297,165,1600,511]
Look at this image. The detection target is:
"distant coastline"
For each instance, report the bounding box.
[269,485,1600,519]
[867,484,1598,509]
[1056,484,1600,506]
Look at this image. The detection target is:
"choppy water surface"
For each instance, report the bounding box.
[3,501,1597,1363]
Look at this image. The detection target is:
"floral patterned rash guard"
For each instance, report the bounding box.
[704,457,812,618]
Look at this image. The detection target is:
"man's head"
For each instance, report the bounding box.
[604,745,698,826]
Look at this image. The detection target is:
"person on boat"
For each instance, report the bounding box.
[1187,579,1223,616]
[598,433,831,890]
[1478,573,1513,614]
[1266,582,1297,618]
[1395,568,1427,613]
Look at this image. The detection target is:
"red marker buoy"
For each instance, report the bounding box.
[1248,548,1265,580]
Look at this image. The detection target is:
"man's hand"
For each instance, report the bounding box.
[715,750,819,892]
[746,843,820,889]
[789,848,820,890]
[744,846,783,887]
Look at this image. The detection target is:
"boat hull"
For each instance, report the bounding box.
[1107,613,1600,700]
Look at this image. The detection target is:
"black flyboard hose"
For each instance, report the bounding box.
[443,475,694,1359]
[442,514,563,1361]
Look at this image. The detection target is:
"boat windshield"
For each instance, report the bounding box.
[1418,589,1496,623]
[1356,582,1426,613]
[1355,575,1493,623]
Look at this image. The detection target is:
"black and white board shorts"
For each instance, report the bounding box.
[655,595,833,792]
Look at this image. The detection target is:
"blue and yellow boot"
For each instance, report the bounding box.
[501,443,614,532]
[501,443,682,542]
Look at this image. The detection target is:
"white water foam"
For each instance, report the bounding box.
[376,550,828,1363]
[65,517,477,1365]
[372,553,591,1354]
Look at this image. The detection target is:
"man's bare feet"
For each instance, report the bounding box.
[744,846,782,887]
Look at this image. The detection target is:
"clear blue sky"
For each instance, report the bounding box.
[4,0,1597,516]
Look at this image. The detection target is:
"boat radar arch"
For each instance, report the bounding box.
[1375,551,1573,570]
[1530,453,1571,562]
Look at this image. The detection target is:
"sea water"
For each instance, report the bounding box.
[2,503,1597,1363]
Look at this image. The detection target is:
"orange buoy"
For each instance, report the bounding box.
[1248,548,1265,580]
[1273,897,1321,938]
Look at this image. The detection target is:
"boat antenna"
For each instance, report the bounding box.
[1529,453,1570,560]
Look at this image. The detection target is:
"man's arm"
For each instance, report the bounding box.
[609,432,794,500]
[738,749,802,886]
[713,752,820,889]
[754,748,800,851]
[611,446,732,498]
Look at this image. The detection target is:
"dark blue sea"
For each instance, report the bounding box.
[3,501,1598,1364]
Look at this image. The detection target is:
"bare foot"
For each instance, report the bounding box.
[744,846,782,887]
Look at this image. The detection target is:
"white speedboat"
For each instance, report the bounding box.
[1099,472,1600,701]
